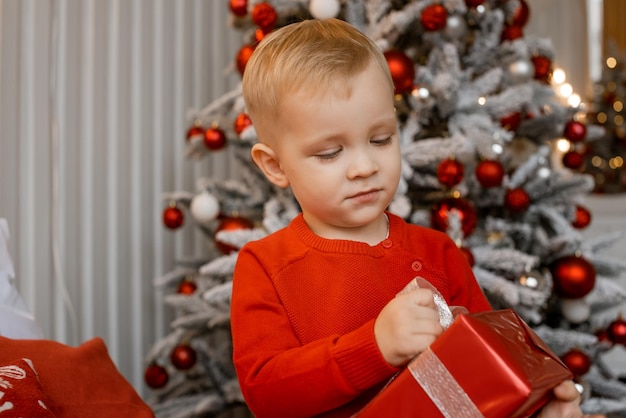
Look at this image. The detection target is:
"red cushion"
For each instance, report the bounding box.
[0,358,57,417]
[0,337,154,418]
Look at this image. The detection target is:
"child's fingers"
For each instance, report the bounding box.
[410,317,444,337]
[409,288,437,308]
[552,380,580,403]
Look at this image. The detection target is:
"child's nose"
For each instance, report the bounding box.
[347,149,378,179]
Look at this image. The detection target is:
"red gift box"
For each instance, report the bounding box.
[356,309,572,418]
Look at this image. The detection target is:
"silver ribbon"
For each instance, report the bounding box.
[409,348,484,418]
[397,276,467,328]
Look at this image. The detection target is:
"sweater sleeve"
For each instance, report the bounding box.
[442,238,492,313]
[231,246,397,418]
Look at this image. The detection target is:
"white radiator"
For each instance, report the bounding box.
[0,0,242,394]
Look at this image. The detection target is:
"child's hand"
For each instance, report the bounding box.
[374,288,443,367]
[536,380,604,418]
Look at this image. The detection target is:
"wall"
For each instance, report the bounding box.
[603,0,626,55]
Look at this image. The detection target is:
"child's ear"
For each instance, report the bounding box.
[250,143,290,188]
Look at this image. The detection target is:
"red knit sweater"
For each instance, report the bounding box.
[231,212,491,418]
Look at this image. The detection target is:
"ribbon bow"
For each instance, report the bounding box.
[397,276,468,329]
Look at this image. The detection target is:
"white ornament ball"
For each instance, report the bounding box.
[190,192,220,225]
[309,0,340,20]
[444,14,468,40]
[507,59,534,84]
[560,298,591,324]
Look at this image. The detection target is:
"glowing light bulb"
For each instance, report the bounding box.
[556,138,571,152]
[552,68,566,84]
[568,94,581,108]
[607,57,617,68]
[559,83,573,97]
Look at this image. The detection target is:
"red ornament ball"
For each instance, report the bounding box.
[186,125,204,143]
[384,50,415,95]
[532,55,552,83]
[459,246,475,267]
[229,0,248,17]
[608,317,626,345]
[234,112,253,136]
[252,2,277,31]
[572,205,591,229]
[595,328,611,343]
[431,197,477,237]
[511,0,530,27]
[163,206,184,230]
[204,127,227,151]
[236,44,256,76]
[177,279,197,295]
[421,4,448,32]
[144,364,168,389]
[500,112,522,131]
[563,120,587,143]
[475,159,505,188]
[560,348,591,377]
[501,25,524,42]
[170,344,197,370]
[436,158,464,188]
[464,0,485,8]
[504,188,530,213]
[254,28,268,43]
[562,150,584,170]
[215,216,254,254]
[550,255,596,299]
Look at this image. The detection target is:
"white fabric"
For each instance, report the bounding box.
[0,219,43,339]
[526,0,590,95]
[0,220,14,279]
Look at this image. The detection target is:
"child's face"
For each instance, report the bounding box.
[268,63,401,239]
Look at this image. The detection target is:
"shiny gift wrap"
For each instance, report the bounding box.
[356,309,572,418]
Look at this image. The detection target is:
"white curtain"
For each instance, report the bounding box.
[526,0,591,97]
[0,0,242,393]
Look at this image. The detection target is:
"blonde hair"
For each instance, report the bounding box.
[242,18,394,131]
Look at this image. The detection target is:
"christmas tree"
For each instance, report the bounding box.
[144,1,626,416]
[584,41,626,194]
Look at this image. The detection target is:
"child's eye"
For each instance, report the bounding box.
[314,149,341,160]
[371,136,393,146]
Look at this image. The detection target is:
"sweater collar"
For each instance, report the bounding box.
[290,212,405,256]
